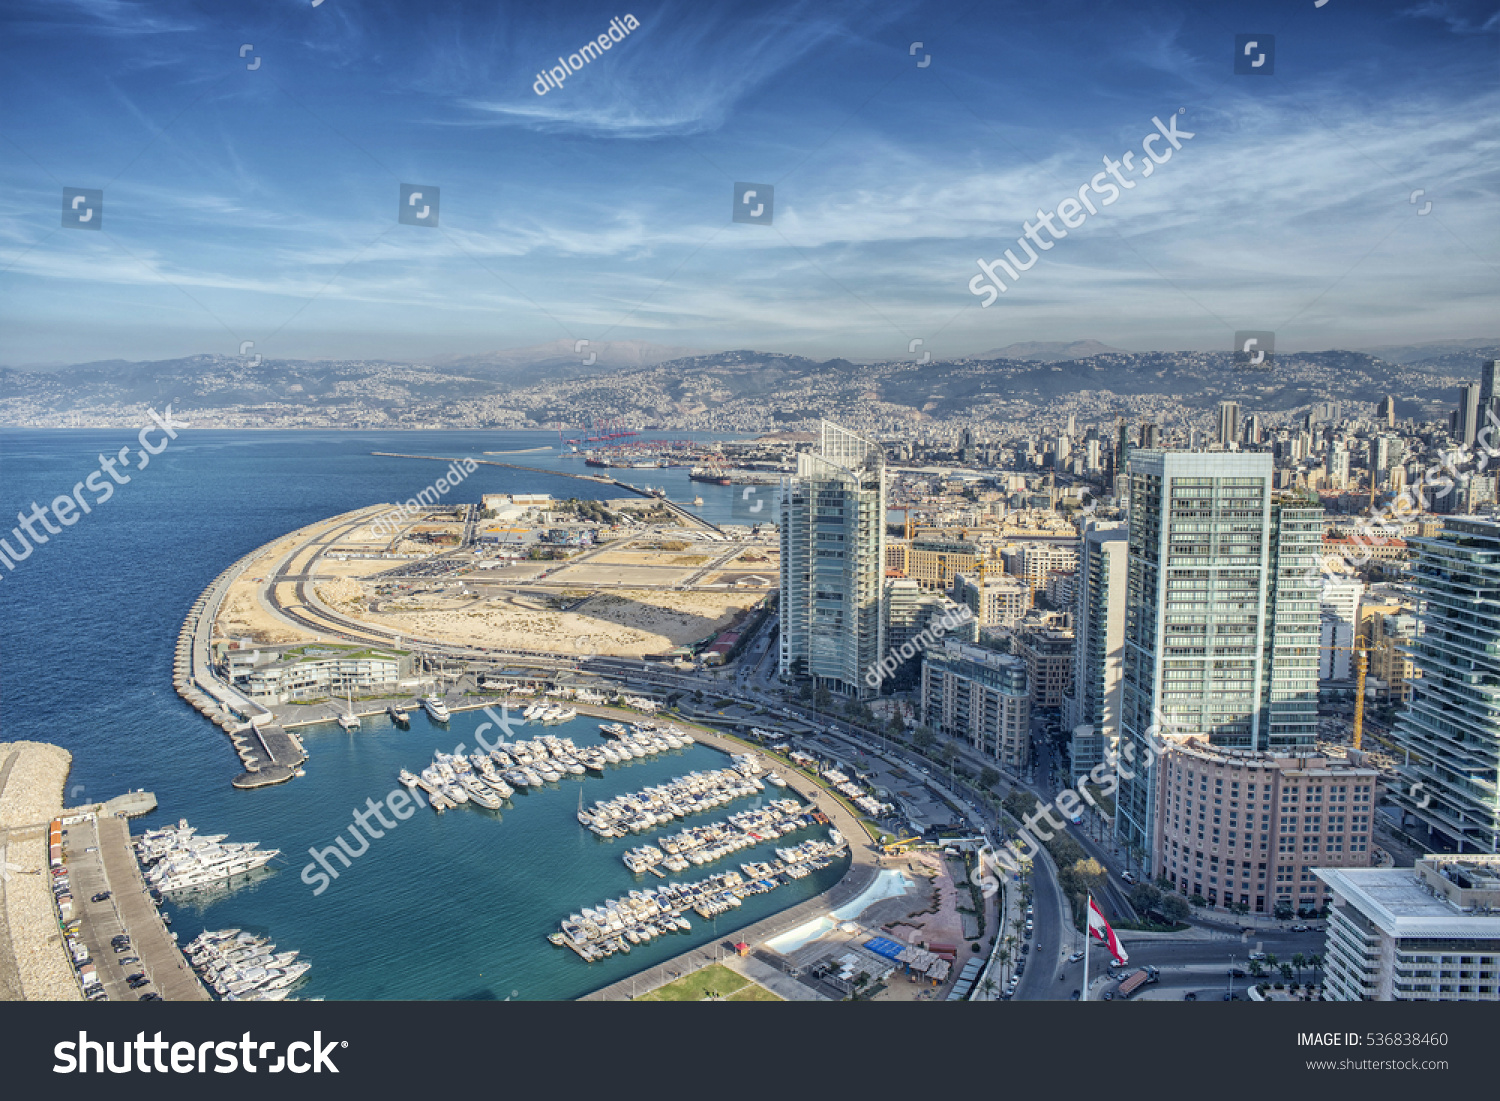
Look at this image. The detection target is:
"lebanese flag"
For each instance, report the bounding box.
[1087,895,1128,964]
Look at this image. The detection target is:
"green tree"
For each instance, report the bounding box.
[979,766,1001,790]
[1128,881,1163,914]
[1279,963,1294,984]
[1160,893,1192,924]
[1292,953,1306,983]
[913,726,937,750]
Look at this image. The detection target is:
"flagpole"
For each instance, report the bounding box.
[1082,891,1090,1001]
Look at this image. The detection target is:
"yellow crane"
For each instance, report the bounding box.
[1321,634,1376,751]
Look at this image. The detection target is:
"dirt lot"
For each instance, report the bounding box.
[338,585,762,656]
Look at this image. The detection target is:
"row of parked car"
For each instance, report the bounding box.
[52,838,160,1002]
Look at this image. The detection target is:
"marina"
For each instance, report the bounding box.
[622,798,819,874]
[4,428,858,1001]
[552,830,849,962]
[395,719,702,815]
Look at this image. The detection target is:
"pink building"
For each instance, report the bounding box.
[1152,739,1381,917]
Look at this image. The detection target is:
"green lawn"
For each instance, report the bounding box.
[637,962,781,1002]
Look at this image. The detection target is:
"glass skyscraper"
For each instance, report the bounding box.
[1115,451,1323,866]
[778,421,886,699]
[1390,518,1500,854]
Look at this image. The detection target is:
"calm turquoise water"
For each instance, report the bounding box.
[0,429,838,999]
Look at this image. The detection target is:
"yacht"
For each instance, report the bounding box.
[387,704,410,725]
[421,696,451,723]
[398,769,420,789]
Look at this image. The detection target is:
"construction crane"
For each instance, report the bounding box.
[1320,634,1377,751]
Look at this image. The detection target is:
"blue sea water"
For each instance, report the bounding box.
[0,429,837,1000]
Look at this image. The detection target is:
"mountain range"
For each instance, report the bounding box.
[2,339,1495,431]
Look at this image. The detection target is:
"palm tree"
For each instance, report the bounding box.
[1292,952,1307,984]
[1309,953,1325,985]
[997,944,1013,985]
[979,977,999,1000]
[1279,963,1294,984]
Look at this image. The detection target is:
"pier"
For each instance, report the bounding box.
[70,814,211,1001]
[577,720,881,1000]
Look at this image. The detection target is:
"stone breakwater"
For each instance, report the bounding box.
[0,741,82,1000]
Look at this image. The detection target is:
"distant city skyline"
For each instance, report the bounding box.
[2,0,1497,365]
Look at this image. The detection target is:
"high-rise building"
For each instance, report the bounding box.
[883,579,970,691]
[1115,451,1323,870]
[922,639,1030,770]
[1377,394,1396,428]
[779,420,886,699]
[1318,854,1500,1001]
[1389,518,1500,853]
[1216,401,1240,449]
[1140,421,1160,450]
[1458,383,1482,447]
[1481,360,1499,422]
[1325,445,1350,490]
[1245,413,1262,445]
[1064,520,1129,781]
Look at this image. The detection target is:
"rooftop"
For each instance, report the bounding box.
[1316,858,1500,939]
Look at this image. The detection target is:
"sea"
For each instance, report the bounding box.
[0,429,843,1000]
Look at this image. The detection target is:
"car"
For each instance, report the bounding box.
[91,892,111,903]
[1183,992,1198,1001]
[1021,943,1030,954]
[1248,952,1267,962]
[1121,871,1136,884]
[1070,990,1081,1000]
[117,956,139,966]
[1222,992,1234,1000]
[1067,952,1085,964]
[1227,968,1248,979]
[125,972,146,983]
[1102,990,1114,1000]
[111,934,129,944]
[138,992,162,1001]
[88,990,109,1002]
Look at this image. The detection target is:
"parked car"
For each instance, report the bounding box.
[1183,992,1198,1001]
[138,992,161,1001]
[91,892,111,903]
[117,956,139,966]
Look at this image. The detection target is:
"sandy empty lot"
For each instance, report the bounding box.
[335,585,761,656]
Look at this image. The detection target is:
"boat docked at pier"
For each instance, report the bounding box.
[421,696,451,722]
[137,821,280,894]
[552,830,848,962]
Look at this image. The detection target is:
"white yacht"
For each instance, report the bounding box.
[421,696,451,723]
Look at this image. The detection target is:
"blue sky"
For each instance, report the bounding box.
[1,0,1497,366]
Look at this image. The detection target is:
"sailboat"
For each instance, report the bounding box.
[338,684,361,731]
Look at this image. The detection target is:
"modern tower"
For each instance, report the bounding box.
[1065,520,1129,781]
[1481,360,1499,422]
[1458,383,1482,448]
[1114,451,1323,867]
[1216,401,1241,449]
[1389,518,1500,854]
[779,420,887,699]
